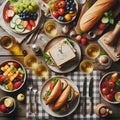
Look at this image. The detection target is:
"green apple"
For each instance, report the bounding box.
[17,93,25,102]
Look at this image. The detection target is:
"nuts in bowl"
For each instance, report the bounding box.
[0,60,26,92]
[0,96,16,114]
[99,71,120,104]
[49,0,78,24]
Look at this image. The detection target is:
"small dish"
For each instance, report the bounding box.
[0,60,26,92]
[3,0,41,34]
[40,76,80,117]
[49,0,78,24]
[0,96,16,114]
[43,36,81,73]
[99,71,120,104]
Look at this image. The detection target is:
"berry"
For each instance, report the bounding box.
[13,81,22,89]
[0,75,5,83]
[98,23,105,30]
[13,62,19,68]
[81,38,87,45]
[0,104,7,112]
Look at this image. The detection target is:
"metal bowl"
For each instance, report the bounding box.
[99,71,120,104]
[0,60,26,92]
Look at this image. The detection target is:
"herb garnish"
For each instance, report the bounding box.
[52,77,59,84]
[43,52,53,65]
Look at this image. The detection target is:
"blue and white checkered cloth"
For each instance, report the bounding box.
[26,70,101,120]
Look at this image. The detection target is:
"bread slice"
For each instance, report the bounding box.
[48,39,76,68]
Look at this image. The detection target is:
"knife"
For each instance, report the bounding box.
[89,78,94,115]
[82,77,87,116]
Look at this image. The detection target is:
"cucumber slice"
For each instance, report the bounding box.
[10,21,16,29]
[17,24,24,29]
[15,18,22,25]
[15,25,25,33]
[101,17,109,24]
[12,15,20,23]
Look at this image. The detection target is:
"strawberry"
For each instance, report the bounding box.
[0,75,5,83]
[26,24,32,31]
[13,81,22,89]
[98,23,105,30]
[81,38,87,45]
[29,20,36,27]
[13,62,19,68]
[0,104,7,112]
[75,35,82,42]
[22,20,28,28]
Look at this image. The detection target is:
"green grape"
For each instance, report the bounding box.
[28,5,33,12]
[31,1,38,8]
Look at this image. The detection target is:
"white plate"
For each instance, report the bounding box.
[44,36,82,73]
[40,76,80,117]
[2,0,41,34]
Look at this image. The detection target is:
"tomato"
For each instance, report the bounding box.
[58,1,66,8]
[101,81,108,88]
[52,11,59,18]
[49,82,54,92]
[101,87,109,95]
[109,88,116,95]
[3,8,11,23]
[58,8,65,15]
[108,81,115,89]
[106,94,113,101]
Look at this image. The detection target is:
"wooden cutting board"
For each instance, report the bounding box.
[75,0,120,40]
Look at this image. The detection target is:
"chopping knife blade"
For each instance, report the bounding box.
[82,77,87,116]
[89,78,94,115]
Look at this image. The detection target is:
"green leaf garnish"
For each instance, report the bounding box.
[52,77,59,84]
[43,52,53,65]
[100,50,107,55]
[78,29,83,35]
[116,79,120,88]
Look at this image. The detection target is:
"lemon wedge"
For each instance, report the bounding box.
[115,92,120,102]
[4,97,14,107]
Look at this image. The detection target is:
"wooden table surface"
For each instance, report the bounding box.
[0,1,120,120]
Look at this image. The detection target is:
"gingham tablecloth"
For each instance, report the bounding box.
[26,70,101,120]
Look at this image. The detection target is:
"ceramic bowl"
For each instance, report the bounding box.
[0,60,26,92]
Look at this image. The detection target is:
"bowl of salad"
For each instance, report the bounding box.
[3,0,41,34]
[0,60,26,92]
[99,71,120,104]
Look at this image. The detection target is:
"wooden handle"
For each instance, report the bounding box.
[112,21,120,36]
[89,97,93,115]
[82,97,86,116]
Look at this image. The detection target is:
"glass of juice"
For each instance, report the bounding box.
[0,36,23,55]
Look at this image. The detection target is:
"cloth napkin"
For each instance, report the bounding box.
[26,70,101,120]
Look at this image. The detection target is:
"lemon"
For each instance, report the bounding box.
[115,92,120,102]
[4,97,14,107]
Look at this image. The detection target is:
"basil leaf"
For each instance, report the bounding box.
[52,78,59,85]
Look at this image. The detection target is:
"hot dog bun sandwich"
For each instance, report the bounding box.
[45,78,62,105]
[43,77,79,113]
[80,0,115,32]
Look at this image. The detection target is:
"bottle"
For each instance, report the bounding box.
[95,103,112,117]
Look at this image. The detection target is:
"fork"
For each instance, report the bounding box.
[32,83,39,115]
[27,70,33,114]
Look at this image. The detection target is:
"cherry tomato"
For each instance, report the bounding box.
[108,81,115,89]
[106,94,113,101]
[101,87,109,95]
[101,81,108,88]
[58,8,65,15]
[58,1,66,8]
[52,11,59,18]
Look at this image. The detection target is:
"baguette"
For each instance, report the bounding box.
[52,85,71,111]
[80,0,115,32]
[46,80,62,105]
